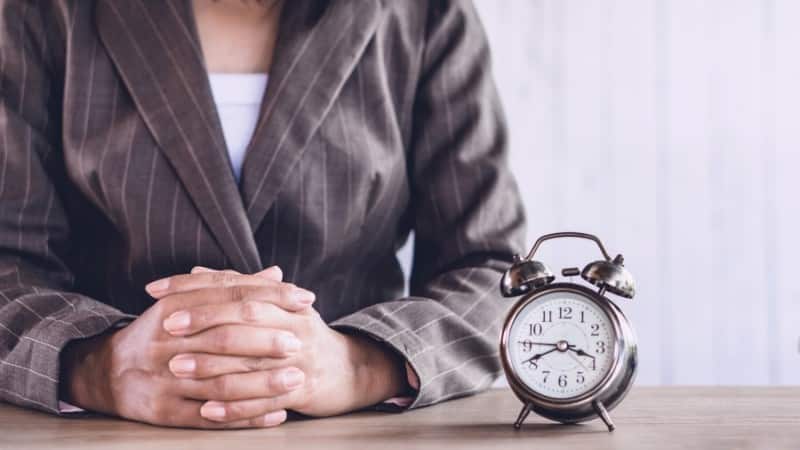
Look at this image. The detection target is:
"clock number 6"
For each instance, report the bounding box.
[558,374,568,387]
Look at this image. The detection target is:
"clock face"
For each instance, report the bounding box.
[507,291,617,400]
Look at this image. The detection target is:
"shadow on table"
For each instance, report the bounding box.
[344,421,609,442]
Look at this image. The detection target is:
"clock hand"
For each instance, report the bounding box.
[522,347,558,365]
[518,341,560,347]
[566,351,589,370]
[568,347,595,360]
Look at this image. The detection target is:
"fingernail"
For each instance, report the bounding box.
[282,368,305,389]
[279,334,302,353]
[191,266,213,273]
[200,402,226,419]
[163,311,191,333]
[262,410,286,426]
[169,355,196,375]
[290,287,315,305]
[145,278,170,294]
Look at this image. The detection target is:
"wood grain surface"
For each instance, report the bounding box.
[1,387,798,450]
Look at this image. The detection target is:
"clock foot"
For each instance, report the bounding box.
[513,403,533,429]
[593,400,615,432]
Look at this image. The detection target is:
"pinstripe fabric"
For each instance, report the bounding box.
[0,0,527,413]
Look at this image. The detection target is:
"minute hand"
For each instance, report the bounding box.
[522,347,558,365]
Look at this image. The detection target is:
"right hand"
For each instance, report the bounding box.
[61,266,313,429]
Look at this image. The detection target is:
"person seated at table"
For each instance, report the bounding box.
[0,0,526,429]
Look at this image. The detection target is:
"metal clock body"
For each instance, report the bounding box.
[499,232,637,431]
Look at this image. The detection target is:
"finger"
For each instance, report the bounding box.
[167,399,287,429]
[199,397,298,423]
[176,324,302,357]
[178,367,305,402]
[169,353,294,379]
[192,265,284,283]
[163,293,304,336]
[146,267,301,300]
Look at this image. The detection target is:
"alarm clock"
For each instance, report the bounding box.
[499,232,637,431]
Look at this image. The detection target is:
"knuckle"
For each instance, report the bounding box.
[210,271,231,286]
[262,396,281,411]
[192,355,213,376]
[270,332,289,353]
[142,342,164,362]
[221,272,237,287]
[242,357,267,371]
[228,285,247,302]
[149,402,171,425]
[247,416,265,428]
[149,300,169,319]
[224,402,245,419]
[240,300,261,322]
[214,328,235,353]
[278,284,295,303]
[211,375,232,399]
[193,308,212,328]
[265,371,281,392]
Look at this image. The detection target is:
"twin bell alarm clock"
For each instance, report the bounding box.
[498,232,637,431]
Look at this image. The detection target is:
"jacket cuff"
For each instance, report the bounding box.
[330,307,430,409]
[3,310,134,414]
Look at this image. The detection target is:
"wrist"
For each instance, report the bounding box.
[59,331,118,415]
[346,333,409,406]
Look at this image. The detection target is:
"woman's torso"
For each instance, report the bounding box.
[45,1,427,319]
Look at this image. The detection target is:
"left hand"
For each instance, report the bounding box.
[147,266,408,423]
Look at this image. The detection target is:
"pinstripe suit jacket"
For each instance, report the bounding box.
[0,0,527,414]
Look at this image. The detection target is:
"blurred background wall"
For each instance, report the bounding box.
[401,0,800,386]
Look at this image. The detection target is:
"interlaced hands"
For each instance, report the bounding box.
[63,265,407,429]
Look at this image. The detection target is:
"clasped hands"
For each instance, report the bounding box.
[62,266,407,429]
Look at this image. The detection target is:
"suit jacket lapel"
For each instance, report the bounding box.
[240,0,383,233]
[95,0,262,273]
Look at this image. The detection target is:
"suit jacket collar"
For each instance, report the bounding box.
[95,0,382,272]
[239,1,382,232]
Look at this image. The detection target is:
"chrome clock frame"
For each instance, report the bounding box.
[500,283,638,431]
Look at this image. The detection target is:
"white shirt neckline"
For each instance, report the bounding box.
[207,72,269,183]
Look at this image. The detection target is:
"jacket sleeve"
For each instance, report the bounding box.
[0,1,134,414]
[331,0,527,408]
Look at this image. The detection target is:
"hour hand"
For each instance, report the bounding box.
[569,347,595,360]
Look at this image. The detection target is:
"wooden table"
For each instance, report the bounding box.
[1,387,799,450]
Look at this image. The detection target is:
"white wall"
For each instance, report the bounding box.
[406,0,800,386]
